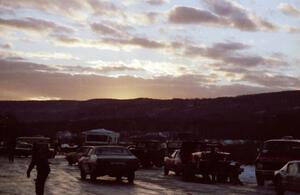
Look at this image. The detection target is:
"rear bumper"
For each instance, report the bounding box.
[93,161,138,176]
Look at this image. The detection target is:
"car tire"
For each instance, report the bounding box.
[164,166,169,175]
[182,164,194,181]
[256,174,264,186]
[80,168,87,180]
[128,171,135,184]
[275,176,284,195]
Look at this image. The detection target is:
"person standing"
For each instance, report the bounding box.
[209,146,219,183]
[7,137,16,163]
[27,143,51,195]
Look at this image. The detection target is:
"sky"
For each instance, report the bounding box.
[0,0,299,100]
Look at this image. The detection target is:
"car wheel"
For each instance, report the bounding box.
[275,176,284,195]
[182,164,194,181]
[164,166,169,175]
[128,172,135,184]
[256,174,264,186]
[80,167,87,180]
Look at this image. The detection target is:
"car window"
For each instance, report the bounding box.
[83,148,91,155]
[288,163,299,175]
[289,143,300,155]
[262,141,289,153]
[87,148,94,156]
[95,147,131,155]
[171,150,178,158]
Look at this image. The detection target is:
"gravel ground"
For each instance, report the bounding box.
[0,155,286,195]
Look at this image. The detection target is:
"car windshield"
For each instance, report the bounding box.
[263,141,288,153]
[262,141,300,153]
[95,147,131,155]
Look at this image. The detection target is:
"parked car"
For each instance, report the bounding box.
[164,149,183,176]
[78,145,139,183]
[274,161,300,195]
[65,146,93,165]
[128,141,167,168]
[16,137,56,158]
[255,138,300,186]
[15,142,33,157]
[164,141,243,184]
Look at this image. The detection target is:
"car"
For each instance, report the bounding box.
[15,142,33,157]
[255,138,300,186]
[274,161,300,195]
[15,136,56,158]
[164,141,243,184]
[78,145,139,183]
[128,141,167,168]
[65,146,93,165]
[164,149,183,176]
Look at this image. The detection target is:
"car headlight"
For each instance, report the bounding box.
[256,162,263,169]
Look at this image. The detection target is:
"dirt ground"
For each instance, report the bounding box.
[0,155,291,195]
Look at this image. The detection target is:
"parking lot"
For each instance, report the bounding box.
[0,155,282,195]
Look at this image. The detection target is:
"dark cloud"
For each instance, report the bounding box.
[169,6,223,24]
[243,73,300,89]
[87,0,118,15]
[146,0,167,6]
[0,59,281,100]
[184,41,286,67]
[0,0,86,19]
[168,1,277,32]
[56,64,143,74]
[90,23,120,35]
[0,17,73,34]
[0,59,56,74]
[0,43,12,49]
[203,0,277,31]
[53,34,81,44]
[102,37,165,49]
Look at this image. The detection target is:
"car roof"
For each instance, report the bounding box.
[288,160,300,164]
[265,139,300,143]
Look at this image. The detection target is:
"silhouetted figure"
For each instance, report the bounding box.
[7,138,16,163]
[209,147,219,183]
[27,143,51,195]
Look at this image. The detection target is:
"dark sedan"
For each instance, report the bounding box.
[274,160,300,195]
[78,145,139,183]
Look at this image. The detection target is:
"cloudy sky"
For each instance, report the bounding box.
[0,0,299,100]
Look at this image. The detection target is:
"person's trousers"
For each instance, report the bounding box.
[35,172,49,195]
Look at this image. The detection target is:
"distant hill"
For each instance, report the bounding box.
[1,90,300,139]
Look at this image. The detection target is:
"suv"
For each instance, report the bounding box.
[255,138,300,186]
